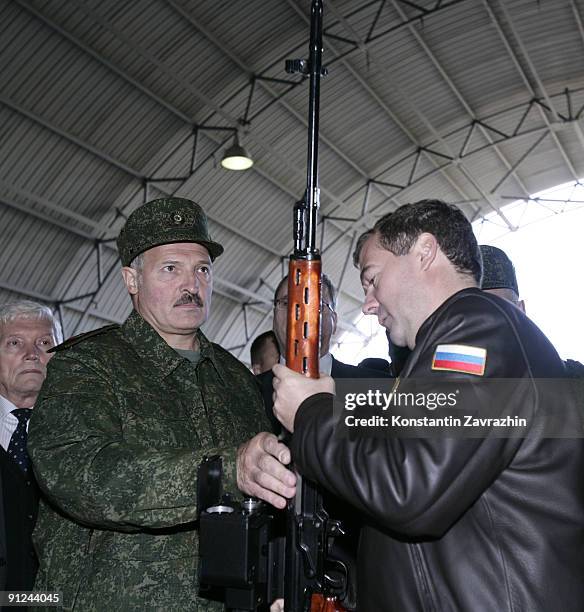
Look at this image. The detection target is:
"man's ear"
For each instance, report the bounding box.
[518,299,526,314]
[331,310,338,336]
[121,267,140,295]
[415,232,439,271]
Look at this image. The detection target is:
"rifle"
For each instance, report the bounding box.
[197,3,347,610]
[284,2,348,610]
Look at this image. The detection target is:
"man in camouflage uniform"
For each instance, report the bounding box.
[28,197,295,611]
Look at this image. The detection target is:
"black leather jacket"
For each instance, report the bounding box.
[291,288,584,611]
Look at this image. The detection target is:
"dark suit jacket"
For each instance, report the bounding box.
[0,447,39,593]
[256,356,390,610]
[0,467,5,592]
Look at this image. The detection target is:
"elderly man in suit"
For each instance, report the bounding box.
[0,300,60,594]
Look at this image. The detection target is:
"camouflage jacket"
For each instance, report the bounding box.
[28,310,269,611]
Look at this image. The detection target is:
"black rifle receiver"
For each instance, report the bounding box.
[198,456,285,611]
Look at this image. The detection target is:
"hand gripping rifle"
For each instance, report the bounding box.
[284,2,348,611]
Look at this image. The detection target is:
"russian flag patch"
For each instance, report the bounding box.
[432,344,487,376]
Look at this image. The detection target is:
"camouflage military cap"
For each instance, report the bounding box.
[480,245,519,294]
[117,197,224,266]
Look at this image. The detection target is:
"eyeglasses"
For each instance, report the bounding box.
[274,298,334,313]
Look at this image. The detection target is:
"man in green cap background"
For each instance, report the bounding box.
[480,244,584,377]
[479,244,525,312]
[28,197,296,610]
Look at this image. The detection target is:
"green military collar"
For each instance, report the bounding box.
[197,328,228,384]
[121,310,226,383]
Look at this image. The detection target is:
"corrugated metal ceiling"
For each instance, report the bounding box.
[1,0,583,364]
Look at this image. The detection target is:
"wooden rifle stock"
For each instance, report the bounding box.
[285,260,321,377]
[310,594,347,612]
[284,2,348,611]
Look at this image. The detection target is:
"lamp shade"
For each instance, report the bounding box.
[221,135,253,170]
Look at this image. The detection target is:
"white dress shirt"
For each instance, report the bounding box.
[0,394,24,451]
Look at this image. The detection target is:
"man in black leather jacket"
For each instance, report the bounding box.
[270,199,584,611]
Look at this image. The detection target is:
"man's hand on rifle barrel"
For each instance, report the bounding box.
[236,432,297,509]
[272,364,335,433]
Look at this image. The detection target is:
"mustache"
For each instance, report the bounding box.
[174,292,204,307]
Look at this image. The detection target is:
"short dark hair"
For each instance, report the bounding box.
[250,330,280,365]
[353,199,482,284]
[352,229,375,268]
[274,273,337,311]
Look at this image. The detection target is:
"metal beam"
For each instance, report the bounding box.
[389,0,517,228]
[15,0,194,125]
[0,178,112,234]
[0,280,124,325]
[570,0,584,47]
[321,0,492,221]
[0,93,144,180]
[15,0,367,306]
[0,96,289,258]
[283,0,404,208]
[166,0,400,244]
[320,0,488,219]
[0,194,97,241]
[484,0,580,179]
[68,0,356,223]
[33,0,374,306]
